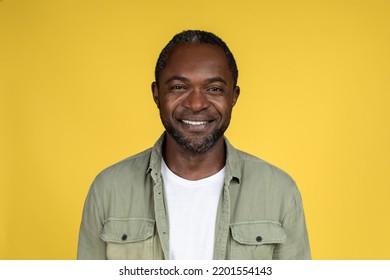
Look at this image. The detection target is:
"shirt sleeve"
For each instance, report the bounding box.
[77,181,107,259]
[273,183,311,259]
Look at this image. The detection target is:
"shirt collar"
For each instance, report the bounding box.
[224,137,242,184]
[147,132,241,184]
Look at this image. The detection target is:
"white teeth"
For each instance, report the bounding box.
[182,120,208,125]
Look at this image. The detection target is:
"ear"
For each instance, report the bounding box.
[232,86,240,107]
[151,82,160,108]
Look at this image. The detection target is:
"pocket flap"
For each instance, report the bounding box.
[101,218,155,243]
[230,221,286,245]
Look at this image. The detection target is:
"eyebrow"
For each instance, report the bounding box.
[205,77,227,86]
[165,76,190,84]
[165,76,228,86]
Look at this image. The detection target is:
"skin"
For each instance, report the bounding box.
[152,43,240,180]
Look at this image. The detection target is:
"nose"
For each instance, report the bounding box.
[182,88,210,112]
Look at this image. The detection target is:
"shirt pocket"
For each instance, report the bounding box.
[230,221,286,260]
[101,218,155,260]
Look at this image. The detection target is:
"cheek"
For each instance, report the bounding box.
[159,101,179,118]
[211,101,232,117]
[162,96,185,113]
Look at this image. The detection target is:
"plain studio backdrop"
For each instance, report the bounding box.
[1,0,389,259]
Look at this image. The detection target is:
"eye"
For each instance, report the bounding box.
[207,86,223,92]
[170,84,187,92]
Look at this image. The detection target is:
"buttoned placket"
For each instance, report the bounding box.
[212,182,231,259]
[213,139,241,259]
[152,171,170,259]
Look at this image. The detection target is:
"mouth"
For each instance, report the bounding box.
[181,120,210,126]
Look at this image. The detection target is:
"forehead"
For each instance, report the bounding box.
[167,43,227,61]
[162,43,231,79]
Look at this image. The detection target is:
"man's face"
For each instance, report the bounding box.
[152,43,240,154]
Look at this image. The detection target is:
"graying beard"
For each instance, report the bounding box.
[163,123,226,154]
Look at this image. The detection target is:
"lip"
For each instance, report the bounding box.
[178,118,215,132]
[181,120,210,126]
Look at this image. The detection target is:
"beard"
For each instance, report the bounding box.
[162,120,228,154]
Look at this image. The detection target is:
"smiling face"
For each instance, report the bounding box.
[152,43,240,154]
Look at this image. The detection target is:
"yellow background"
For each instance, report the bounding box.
[1,0,389,259]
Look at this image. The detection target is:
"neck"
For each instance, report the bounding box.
[163,133,226,180]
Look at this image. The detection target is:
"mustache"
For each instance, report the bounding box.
[176,111,216,120]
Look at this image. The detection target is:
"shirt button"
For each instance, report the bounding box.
[121,234,127,241]
[256,236,263,242]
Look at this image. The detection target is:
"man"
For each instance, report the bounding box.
[77,30,311,260]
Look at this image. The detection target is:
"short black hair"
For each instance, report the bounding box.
[155,30,238,87]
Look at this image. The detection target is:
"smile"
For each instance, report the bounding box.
[181,120,209,126]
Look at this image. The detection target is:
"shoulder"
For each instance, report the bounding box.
[227,145,304,222]
[84,147,156,221]
[232,148,298,193]
[91,148,153,191]
[240,150,293,178]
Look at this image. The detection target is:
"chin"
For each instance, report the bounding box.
[164,123,226,154]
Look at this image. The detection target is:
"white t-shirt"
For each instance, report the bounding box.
[161,159,225,260]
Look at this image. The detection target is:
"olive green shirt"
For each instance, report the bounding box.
[77,134,311,259]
